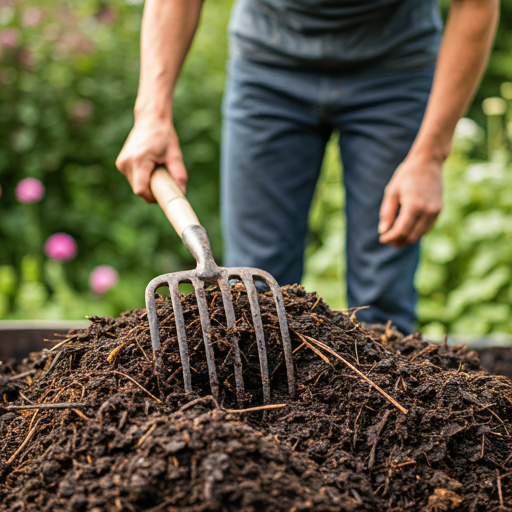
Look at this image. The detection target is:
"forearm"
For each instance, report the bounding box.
[411,0,499,163]
[134,0,204,122]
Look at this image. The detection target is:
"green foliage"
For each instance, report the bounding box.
[0,0,231,319]
[303,118,512,338]
[1,0,512,339]
[417,143,512,338]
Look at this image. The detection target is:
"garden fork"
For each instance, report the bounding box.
[145,167,296,404]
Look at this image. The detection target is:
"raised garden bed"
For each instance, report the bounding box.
[0,321,89,361]
[1,285,512,511]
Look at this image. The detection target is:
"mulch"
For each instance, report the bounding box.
[1,284,512,511]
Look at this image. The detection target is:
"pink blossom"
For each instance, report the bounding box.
[22,8,45,27]
[15,178,45,203]
[45,233,77,262]
[89,265,119,294]
[0,28,20,48]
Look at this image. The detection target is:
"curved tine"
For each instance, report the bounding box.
[192,277,219,401]
[145,287,161,353]
[253,270,296,398]
[168,277,192,393]
[145,277,170,352]
[218,274,245,403]
[240,272,271,405]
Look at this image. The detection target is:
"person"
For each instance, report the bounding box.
[116,0,499,335]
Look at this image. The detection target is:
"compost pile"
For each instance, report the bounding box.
[2,284,512,512]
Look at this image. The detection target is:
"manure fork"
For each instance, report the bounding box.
[145,167,295,404]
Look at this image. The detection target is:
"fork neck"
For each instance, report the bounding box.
[181,225,221,281]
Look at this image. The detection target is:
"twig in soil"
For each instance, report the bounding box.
[48,337,75,352]
[409,344,437,362]
[134,336,151,362]
[7,414,41,465]
[109,370,161,403]
[7,370,36,381]
[348,306,369,322]
[179,395,219,412]
[296,333,408,415]
[5,403,87,410]
[224,404,287,414]
[497,470,505,509]
[353,406,363,448]
[72,408,90,420]
[19,392,36,404]
[107,340,132,363]
[504,452,512,466]
[177,395,286,415]
[310,296,321,312]
[368,410,391,469]
[292,331,333,367]
[489,409,511,437]
[136,423,157,447]
[292,342,306,354]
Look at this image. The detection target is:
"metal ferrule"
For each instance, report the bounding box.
[181,225,221,281]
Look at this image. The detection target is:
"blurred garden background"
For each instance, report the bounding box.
[1,0,512,341]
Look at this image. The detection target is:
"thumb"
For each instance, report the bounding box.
[379,187,399,235]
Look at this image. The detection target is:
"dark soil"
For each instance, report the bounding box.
[2,284,512,511]
[478,347,512,381]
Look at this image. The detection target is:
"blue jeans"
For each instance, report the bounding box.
[221,58,434,334]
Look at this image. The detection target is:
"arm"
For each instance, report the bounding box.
[116,0,204,202]
[379,0,500,246]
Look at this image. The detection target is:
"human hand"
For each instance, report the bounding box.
[378,153,443,247]
[116,117,187,203]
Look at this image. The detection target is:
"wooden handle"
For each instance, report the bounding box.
[150,167,200,238]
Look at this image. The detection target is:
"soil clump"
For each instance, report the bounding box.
[1,284,512,511]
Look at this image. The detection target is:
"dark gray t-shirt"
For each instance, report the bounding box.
[229,0,442,71]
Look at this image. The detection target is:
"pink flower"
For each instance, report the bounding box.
[15,178,45,203]
[22,8,45,27]
[0,28,20,48]
[45,233,77,262]
[89,265,119,294]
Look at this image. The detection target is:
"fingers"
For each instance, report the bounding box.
[166,154,188,194]
[116,123,188,202]
[379,202,421,246]
[379,200,441,246]
[133,159,158,203]
[378,187,399,236]
[116,149,157,203]
[166,129,188,193]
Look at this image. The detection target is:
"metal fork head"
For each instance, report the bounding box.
[145,267,296,405]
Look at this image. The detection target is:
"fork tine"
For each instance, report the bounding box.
[168,278,192,393]
[218,274,245,404]
[146,286,160,352]
[262,274,296,398]
[240,272,271,404]
[192,277,219,400]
